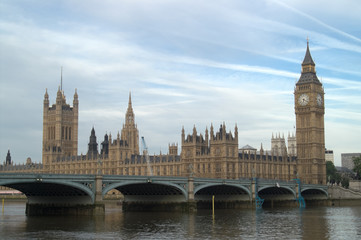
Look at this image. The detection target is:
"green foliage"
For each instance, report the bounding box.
[326,161,340,184]
[353,155,361,180]
[341,176,349,189]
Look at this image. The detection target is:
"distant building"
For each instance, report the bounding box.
[342,153,361,171]
[271,132,296,157]
[325,149,334,164]
[336,166,355,179]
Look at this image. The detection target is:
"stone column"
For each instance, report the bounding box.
[94,175,105,215]
[251,178,256,202]
[295,182,300,199]
[95,175,103,203]
[188,177,194,201]
[187,177,196,212]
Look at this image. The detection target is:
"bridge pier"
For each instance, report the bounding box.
[187,177,197,212]
[94,175,105,214]
[251,178,264,209]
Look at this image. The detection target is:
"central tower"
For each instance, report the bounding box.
[121,92,139,155]
[294,40,326,184]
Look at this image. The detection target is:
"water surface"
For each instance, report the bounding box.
[1,201,360,239]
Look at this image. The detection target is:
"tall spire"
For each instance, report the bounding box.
[302,38,315,66]
[125,92,135,126]
[121,92,139,154]
[128,91,132,109]
[297,39,320,85]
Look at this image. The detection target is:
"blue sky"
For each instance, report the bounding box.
[0,0,360,166]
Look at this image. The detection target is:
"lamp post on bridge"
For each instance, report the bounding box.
[294,172,306,208]
[252,168,264,209]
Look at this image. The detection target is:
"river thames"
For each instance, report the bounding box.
[1,201,360,239]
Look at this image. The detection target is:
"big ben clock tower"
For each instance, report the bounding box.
[295,40,326,184]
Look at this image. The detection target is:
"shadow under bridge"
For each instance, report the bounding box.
[0,175,95,205]
[258,185,296,207]
[104,181,188,203]
[194,184,251,202]
[301,187,328,200]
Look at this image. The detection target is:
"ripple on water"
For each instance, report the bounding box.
[1,203,361,240]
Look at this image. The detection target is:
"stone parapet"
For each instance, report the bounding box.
[328,186,361,200]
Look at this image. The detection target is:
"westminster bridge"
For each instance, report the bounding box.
[0,173,328,215]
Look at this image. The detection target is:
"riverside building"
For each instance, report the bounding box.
[1,42,326,184]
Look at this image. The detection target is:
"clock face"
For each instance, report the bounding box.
[317,94,323,106]
[298,94,309,106]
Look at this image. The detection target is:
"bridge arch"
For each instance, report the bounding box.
[0,179,95,204]
[301,187,328,200]
[194,183,251,201]
[258,185,296,197]
[258,186,296,200]
[103,181,188,202]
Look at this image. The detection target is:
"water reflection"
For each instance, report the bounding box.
[326,207,361,240]
[301,207,328,240]
[1,201,360,239]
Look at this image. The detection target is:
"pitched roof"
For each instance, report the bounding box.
[297,41,321,85]
[302,41,315,66]
[240,144,256,150]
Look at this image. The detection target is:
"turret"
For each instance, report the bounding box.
[73,89,78,109]
[234,124,238,140]
[72,89,79,156]
[181,126,185,143]
[5,149,11,165]
[205,127,209,146]
[44,89,49,109]
[87,127,98,158]
[56,86,63,105]
[101,133,109,156]
[222,122,226,138]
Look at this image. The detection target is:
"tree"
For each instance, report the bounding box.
[341,176,349,188]
[326,161,340,184]
[353,155,361,180]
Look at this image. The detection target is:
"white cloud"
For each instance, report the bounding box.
[0,0,360,167]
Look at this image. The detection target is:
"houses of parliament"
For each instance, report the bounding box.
[1,42,326,184]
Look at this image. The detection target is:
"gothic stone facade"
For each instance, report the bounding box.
[2,43,326,184]
[294,41,326,184]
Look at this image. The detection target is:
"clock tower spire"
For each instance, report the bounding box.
[295,40,326,184]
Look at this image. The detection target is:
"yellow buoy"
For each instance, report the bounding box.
[212,195,215,220]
